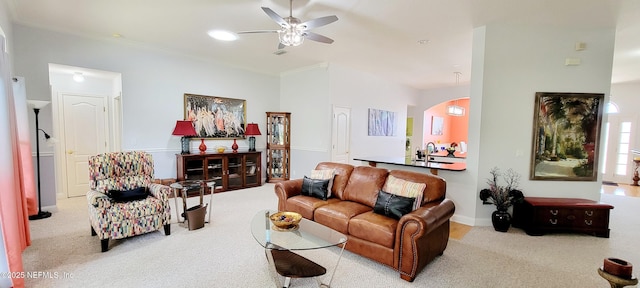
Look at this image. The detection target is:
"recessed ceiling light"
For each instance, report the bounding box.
[208,30,238,41]
[417,39,430,45]
[111,33,123,38]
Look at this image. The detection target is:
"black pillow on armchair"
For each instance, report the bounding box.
[373,190,416,220]
[108,187,149,203]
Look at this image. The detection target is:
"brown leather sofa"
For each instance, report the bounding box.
[274,162,455,282]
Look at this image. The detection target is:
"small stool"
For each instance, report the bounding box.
[598,268,638,288]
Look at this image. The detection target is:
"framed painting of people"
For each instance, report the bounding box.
[530,92,604,181]
[184,94,246,139]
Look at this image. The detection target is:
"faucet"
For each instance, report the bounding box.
[426,142,437,154]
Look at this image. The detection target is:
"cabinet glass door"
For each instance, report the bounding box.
[268,149,289,181]
[184,158,205,180]
[206,157,224,192]
[245,153,260,186]
[227,155,243,189]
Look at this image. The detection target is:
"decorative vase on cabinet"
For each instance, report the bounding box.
[266,112,291,182]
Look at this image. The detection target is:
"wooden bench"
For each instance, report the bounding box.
[512,197,614,238]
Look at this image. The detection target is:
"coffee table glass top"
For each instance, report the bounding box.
[251,210,347,251]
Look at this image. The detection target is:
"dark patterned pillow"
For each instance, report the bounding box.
[373,190,415,220]
[107,187,149,203]
[301,176,331,200]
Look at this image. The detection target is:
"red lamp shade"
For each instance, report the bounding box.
[245,123,262,136]
[173,120,197,154]
[172,120,197,136]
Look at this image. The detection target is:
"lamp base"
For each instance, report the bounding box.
[248,136,256,151]
[180,137,191,154]
[29,210,52,220]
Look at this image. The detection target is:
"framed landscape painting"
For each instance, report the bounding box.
[530,92,604,181]
[184,94,246,139]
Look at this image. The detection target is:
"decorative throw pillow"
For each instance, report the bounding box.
[301,176,331,200]
[108,187,149,203]
[373,190,416,220]
[310,169,336,197]
[382,175,426,210]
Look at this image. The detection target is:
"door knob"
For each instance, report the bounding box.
[67,150,74,154]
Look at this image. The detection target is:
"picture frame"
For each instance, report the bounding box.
[184,93,247,139]
[530,92,604,181]
[431,116,444,135]
[368,108,397,136]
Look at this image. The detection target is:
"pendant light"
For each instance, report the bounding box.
[447,72,465,117]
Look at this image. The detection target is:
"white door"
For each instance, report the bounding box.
[331,106,350,163]
[602,115,636,184]
[63,94,108,197]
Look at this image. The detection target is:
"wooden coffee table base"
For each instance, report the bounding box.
[271,250,326,278]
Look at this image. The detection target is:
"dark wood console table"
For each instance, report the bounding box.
[176,151,261,192]
[512,197,614,238]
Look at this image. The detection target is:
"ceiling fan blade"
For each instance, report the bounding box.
[237,30,279,34]
[301,15,338,29]
[261,7,288,27]
[305,32,334,44]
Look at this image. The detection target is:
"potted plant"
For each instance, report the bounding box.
[479,167,525,232]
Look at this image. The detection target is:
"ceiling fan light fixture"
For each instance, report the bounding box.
[278,27,304,46]
[208,30,239,41]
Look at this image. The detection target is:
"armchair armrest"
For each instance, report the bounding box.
[87,190,111,209]
[148,183,172,202]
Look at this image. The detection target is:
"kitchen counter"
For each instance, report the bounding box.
[354,156,466,175]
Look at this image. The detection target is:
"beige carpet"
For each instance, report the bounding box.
[23,184,639,287]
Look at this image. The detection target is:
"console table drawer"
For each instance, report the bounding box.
[513,197,613,238]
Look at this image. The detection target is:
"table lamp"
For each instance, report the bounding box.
[245,123,262,151]
[172,120,197,154]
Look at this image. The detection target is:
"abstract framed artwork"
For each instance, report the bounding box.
[431,116,444,135]
[368,108,397,136]
[184,93,246,139]
[530,92,604,181]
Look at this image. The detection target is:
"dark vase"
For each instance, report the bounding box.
[491,210,511,232]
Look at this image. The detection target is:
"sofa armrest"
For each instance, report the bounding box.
[148,183,172,202]
[87,190,111,209]
[394,198,455,281]
[274,179,304,210]
[399,198,455,235]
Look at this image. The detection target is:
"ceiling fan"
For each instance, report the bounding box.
[238,0,338,49]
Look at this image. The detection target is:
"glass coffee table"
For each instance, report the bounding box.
[251,210,347,288]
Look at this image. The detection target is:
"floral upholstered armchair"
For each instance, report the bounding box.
[86,151,171,252]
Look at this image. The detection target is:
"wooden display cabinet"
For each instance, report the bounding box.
[266,112,291,182]
[176,151,261,192]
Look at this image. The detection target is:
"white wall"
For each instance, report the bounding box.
[329,64,419,162]
[472,24,615,224]
[13,24,281,208]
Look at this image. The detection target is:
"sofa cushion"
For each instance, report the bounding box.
[301,176,331,200]
[310,169,336,197]
[388,170,446,204]
[373,190,415,220]
[349,211,398,248]
[343,166,388,207]
[285,196,341,220]
[315,162,355,200]
[314,201,372,234]
[382,175,425,210]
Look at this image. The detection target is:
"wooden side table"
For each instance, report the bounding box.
[598,268,638,288]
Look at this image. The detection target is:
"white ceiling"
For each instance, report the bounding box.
[4,0,639,89]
